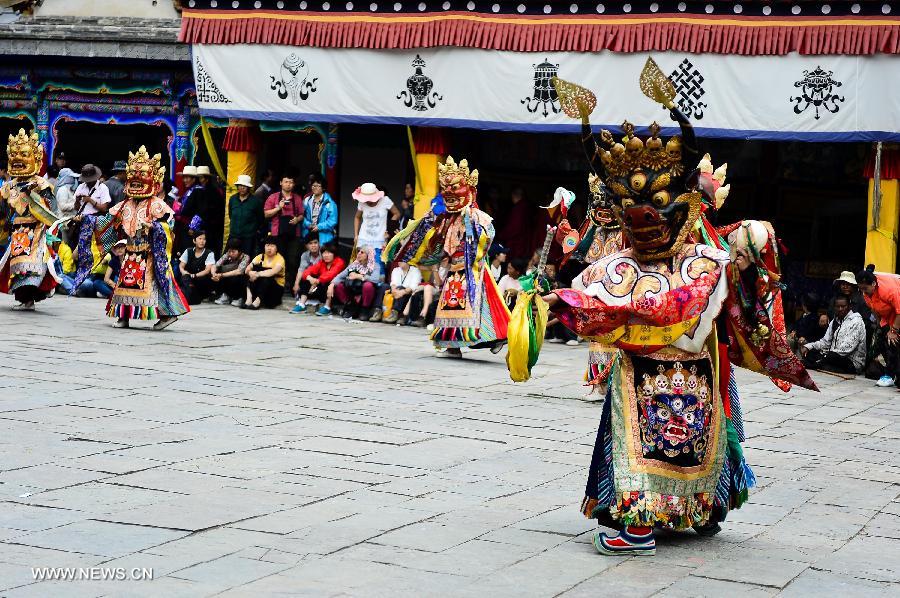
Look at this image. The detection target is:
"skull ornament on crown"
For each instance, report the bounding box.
[125,145,165,200]
[438,156,479,214]
[6,128,43,178]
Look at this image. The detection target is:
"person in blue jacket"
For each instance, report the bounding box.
[302,176,338,245]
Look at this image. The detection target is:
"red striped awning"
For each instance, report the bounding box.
[179,9,900,55]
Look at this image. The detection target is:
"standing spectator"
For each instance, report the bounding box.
[294,243,345,314]
[105,161,127,207]
[228,174,264,257]
[800,295,867,375]
[175,165,205,255]
[383,261,422,324]
[353,182,399,275]
[498,186,533,259]
[254,168,276,200]
[197,166,225,257]
[264,175,304,289]
[212,237,250,306]
[329,246,383,320]
[74,164,111,216]
[302,176,338,245]
[498,258,527,309]
[857,265,900,387]
[243,235,286,309]
[489,243,508,282]
[76,239,125,298]
[54,167,78,246]
[48,151,66,181]
[178,230,215,305]
[398,182,415,229]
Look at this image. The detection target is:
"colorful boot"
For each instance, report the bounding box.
[593,526,656,556]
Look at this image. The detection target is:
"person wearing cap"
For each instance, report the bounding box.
[176,165,206,255]
[228,174,264,257]
[488,243,508,282]
[54,167,79,245]
[302,175,338,246]
[353,182,399,275]
[75,239,126,299]
[105,160,127,207]
[74,164,111,216]
[831,270,873,333]
[197,165,225,257]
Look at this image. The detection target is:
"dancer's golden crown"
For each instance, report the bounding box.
[438,156,478,188]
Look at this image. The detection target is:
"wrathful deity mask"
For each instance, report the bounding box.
[593,122,701,260]
[438,156,478,214]
[7,129,42,178]
[125,145,165,200]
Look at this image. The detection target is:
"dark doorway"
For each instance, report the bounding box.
[256,129,324,195]
[53,121,172,181]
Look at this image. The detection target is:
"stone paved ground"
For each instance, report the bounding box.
[1,293,899,597]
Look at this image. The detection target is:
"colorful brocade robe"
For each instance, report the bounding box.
[553,242,812,529]
[0,179,60,301]
[384,205,510,349]
[73,198,189,321]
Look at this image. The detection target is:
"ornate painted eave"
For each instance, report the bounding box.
[179,0,900,55]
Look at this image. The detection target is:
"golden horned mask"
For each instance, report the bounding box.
[438,156,478,214]
[125,145,165,200]
[7,128,43,178]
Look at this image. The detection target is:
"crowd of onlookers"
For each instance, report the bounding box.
[789,267,900,389]
[7,155,900,374]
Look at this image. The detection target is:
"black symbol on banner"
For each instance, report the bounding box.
[398,55,443,112]
[790,66,845,120]
[669,59,707,120]
[270,53,318,105]
[522,60,561,118]
[195,58,229,104]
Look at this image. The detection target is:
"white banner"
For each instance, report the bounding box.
[192,44,900,142]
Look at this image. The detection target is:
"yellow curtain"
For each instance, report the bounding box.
[865,178,899,273]
[414,153,440,219]
[223,150,257,251]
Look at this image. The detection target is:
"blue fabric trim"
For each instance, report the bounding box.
[200,108,900,142]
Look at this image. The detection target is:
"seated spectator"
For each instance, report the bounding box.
[400,265,438,327]
[294,243,344,314]
[800,295,867,375]
[326,246,382,319]
[498,258,527,309]
[52,237,76,294]
[489,243,508,282]
[383,261,423,324]
[212,237,250,306]
[857,264,900,387]
[76,239,125,298]
[831,271,875,341]
[178,230,215,305]
[243,236,285,310]
[291,235,322,311]
[788,293,826,352]
[526,248,541,275]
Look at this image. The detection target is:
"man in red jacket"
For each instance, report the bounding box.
[291,243,345,313]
